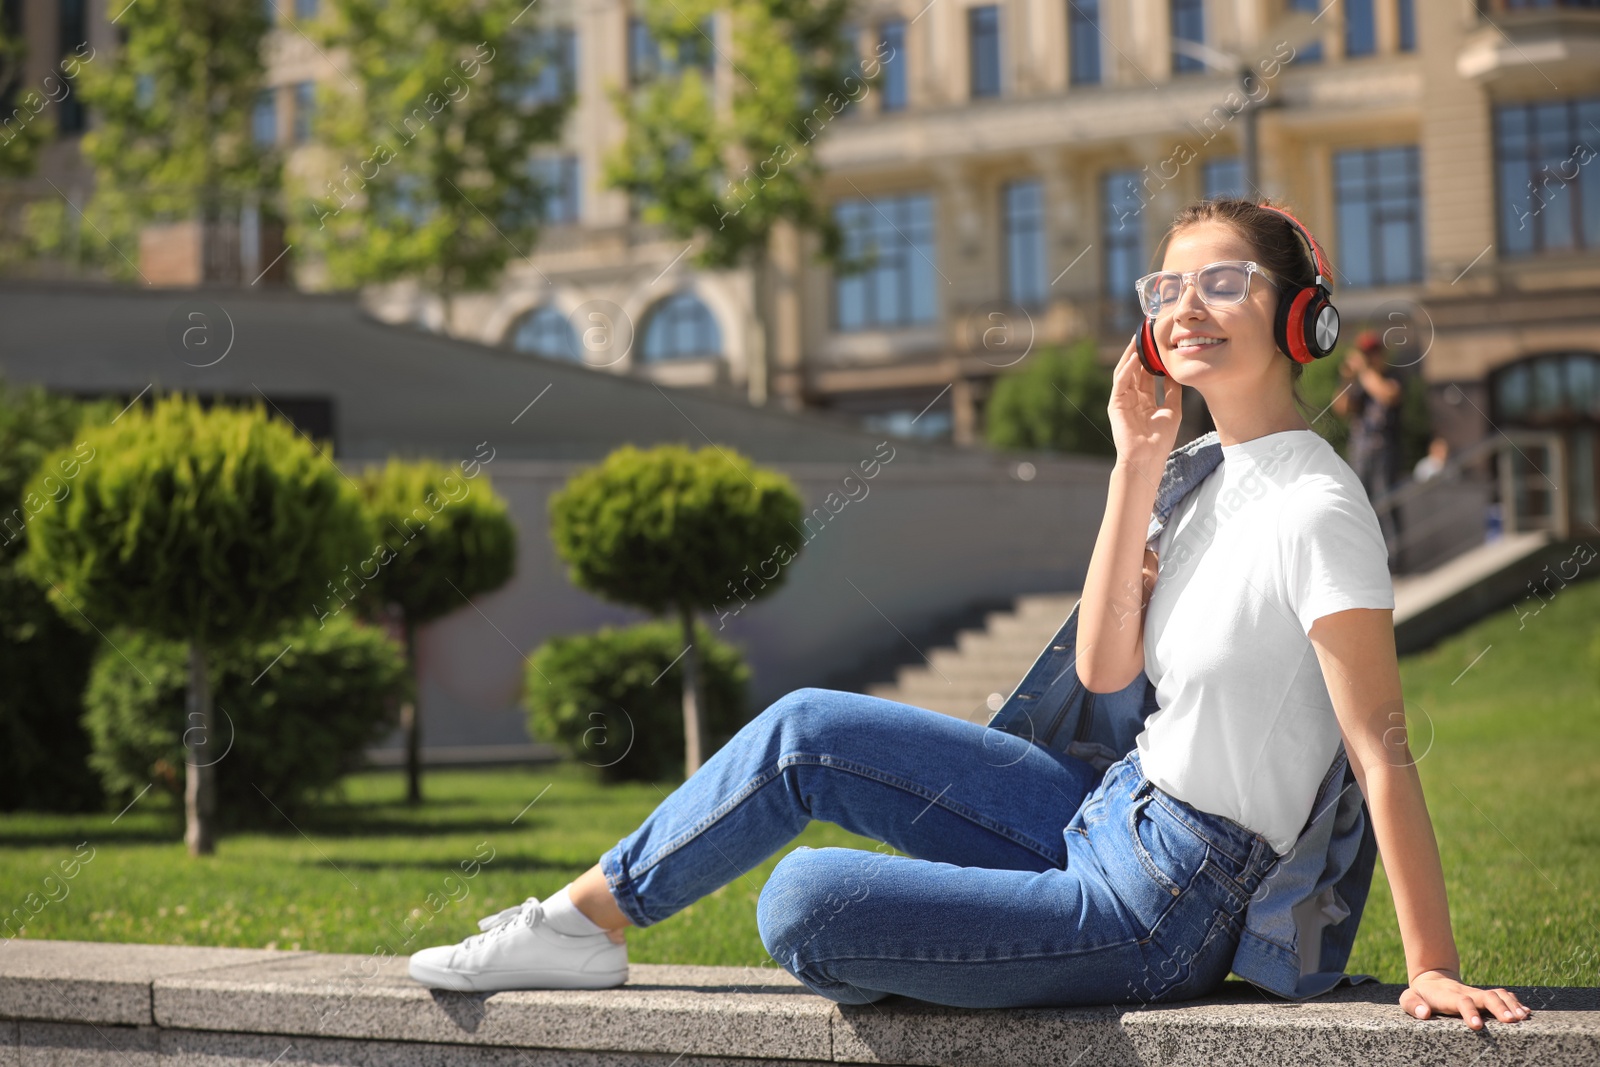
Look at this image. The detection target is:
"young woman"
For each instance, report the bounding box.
[409,196,1530,1031]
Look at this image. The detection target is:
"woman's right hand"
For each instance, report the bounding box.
[1109,332,1184,477]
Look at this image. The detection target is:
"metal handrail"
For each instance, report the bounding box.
[1369,428,1569,568]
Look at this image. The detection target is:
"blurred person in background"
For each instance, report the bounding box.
[1334,329,1406,566]
[1413,436,1452,483]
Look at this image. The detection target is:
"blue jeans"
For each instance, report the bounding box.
[599,687,1279,1009]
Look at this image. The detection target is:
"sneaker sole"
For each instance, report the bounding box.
[408,958,628,993]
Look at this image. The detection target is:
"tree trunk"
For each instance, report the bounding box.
[678,602,707,778]
[401,614,422,805]
[184,639,217,857]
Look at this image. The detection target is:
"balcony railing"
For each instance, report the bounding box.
[1371,428,1569,574]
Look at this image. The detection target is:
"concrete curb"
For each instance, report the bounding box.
[3,940,1595,1066]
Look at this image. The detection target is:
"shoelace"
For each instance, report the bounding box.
[461,896,543,950]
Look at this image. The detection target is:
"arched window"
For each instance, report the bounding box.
[510,305,581,361]
[640,291,722,361]
[1491,351,1600,425]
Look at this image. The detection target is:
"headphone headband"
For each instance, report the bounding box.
[1256,203,1333,291]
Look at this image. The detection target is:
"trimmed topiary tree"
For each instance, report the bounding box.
[548,443,802,777]
[22,394,371,855]
[355,459,517,804]
[83,611,408,823]
[984,339,1115,455]
[524,619,749,783]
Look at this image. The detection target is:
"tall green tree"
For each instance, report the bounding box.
[31,0,276,279]
[603,0,872,405]
[22,396,370,854]
[549,444,802,777]
[294,0,572,325]
[355,459,517,805]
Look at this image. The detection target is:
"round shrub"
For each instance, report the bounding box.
[22,394,372,644]
[984,339,1115,455]
[355,458,518,625]
[525,619,750,783]
[83,612,408,824]
[547,443,802,615]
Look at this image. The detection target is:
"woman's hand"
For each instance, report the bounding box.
[1108,333,1183,475]
[1400,968,1532,1030]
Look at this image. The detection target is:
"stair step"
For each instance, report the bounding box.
[862,590,1079,721]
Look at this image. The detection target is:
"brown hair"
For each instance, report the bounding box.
[1158,196,1329,422]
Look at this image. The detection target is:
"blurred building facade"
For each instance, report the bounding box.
[4,0,1599,528]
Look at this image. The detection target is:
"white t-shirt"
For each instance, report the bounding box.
[1132,429,1395,856]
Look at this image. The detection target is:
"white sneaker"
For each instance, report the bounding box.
[407,896,628,992]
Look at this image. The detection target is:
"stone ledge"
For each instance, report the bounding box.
[2,940,1597,1066]
[0,942,304,1026]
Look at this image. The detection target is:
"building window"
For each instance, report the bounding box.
[294,0,318,17]
[879,19,906,112]
[1288,0,1323,63]
[1003,179,1047,307]
[1398,0,1415,52]
[864,407,954,441]
[1344,0,1376,57]
[968,5,1000,99]
[629,14,713,85]
[135,72,155,109]
[1492,352,1600,424]
[1203,157,1246,199]
[641,291,722,361]
[1067,0,1101,85]
[0,0,18,114]
[1334,145,1424,287]
[834,192,937,330]
[627,17,657,83]
[1493,96,1600,257]
[252,89,277,147]
[56,0,86,134]
[291,81,315,144]
[529,155,581,224]
[391,174,434,226]
[522,26,577,105]
[1170,0,1204,74]
[261,0,274,24]
[1102,169,1145,332]
[511,305,582,361]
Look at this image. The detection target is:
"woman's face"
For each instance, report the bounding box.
[1153,221,1281,387]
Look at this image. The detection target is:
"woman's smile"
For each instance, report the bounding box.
[1170,332,1228,357]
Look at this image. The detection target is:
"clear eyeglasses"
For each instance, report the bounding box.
[1134,260,1277,319]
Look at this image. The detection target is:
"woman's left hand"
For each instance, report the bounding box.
[1400,969,1532,1030]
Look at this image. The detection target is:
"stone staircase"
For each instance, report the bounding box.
[865,591,1081,724]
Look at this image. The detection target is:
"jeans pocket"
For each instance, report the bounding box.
[1127,793,1194,901]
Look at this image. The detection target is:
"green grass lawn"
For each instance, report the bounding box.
[2,577,1596,989]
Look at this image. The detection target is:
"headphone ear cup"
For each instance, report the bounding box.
[1308,298,1340,359]
[1136,320,1167,377]
[1275,286,1319,364]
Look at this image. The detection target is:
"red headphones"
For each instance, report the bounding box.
[1134,204,1340,378]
